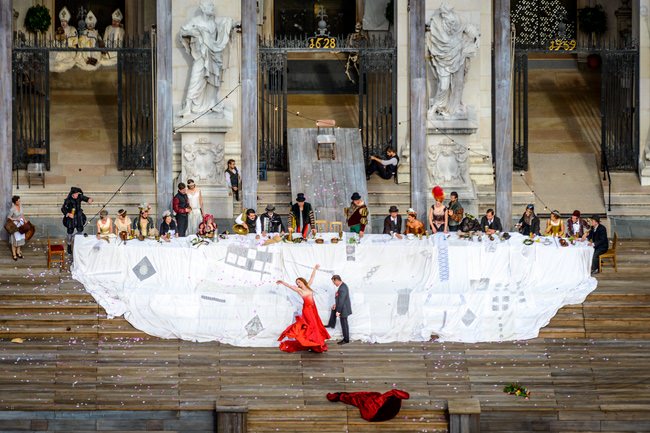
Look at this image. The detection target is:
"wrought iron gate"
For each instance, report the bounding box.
[258,35,396,171]
[11,35,155,172]
[12,49,49,170]
[601,49,639,171]
[258,50,288,171]
[117,36,155,170]
[512,51,528,171]
[358,45,397,162]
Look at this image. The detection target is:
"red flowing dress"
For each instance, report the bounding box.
[327,390,410,422]
[278,293,330,353]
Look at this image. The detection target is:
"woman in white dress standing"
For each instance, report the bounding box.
[186,179,203,235]
[8,195,28,261]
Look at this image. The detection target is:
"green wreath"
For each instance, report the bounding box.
[24,5,52,34]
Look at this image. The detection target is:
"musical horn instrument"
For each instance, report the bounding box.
[232,212,249,235]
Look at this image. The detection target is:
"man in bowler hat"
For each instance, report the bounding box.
[326,274,352,344]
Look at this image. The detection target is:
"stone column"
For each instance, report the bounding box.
[494,0,513,231]
[0,2,12,241]
[241,0,258,211]
[409,0,427,218]
[156,0,173,214]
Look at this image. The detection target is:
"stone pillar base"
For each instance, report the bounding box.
[174,112,234,218]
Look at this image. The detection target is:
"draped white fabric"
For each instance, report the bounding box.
[72,233,597,345]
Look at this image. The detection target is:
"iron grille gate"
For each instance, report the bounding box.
[258,51,288,171]
[601,49,639,171]
[12,50,49,171]
[117,37,155,170]
[11,36,155,172]
[513,51,528,171]
[258,35,397,171]
[358,48,397,162]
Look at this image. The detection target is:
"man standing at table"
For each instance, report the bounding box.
[173,182,192,237]
[587,215,608,275]
[345,192,368,238]
[446,191,464,232]
[383,205,402,236]
[325,275,352,345]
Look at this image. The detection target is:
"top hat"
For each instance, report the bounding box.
[350,192,362,201]
[389,205,399,213]
[296,193,306,202]
[265,204,276,212]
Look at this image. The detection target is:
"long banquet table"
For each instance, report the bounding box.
[72,232,597,345]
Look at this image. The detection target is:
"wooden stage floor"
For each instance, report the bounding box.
[1,239,650,432]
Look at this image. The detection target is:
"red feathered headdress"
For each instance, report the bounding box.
[432,186,445,202]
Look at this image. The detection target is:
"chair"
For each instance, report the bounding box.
[315,220,328,233]
[329,221,343,233]
[47,237,65,270]
[316,119,336,160]
[26,148,47,188]
[599,232,618,273]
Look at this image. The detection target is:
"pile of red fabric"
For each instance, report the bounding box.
[326,389,410,422]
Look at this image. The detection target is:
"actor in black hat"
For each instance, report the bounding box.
[61,187,94,254]
[260,204,285,235]
[289,193,316,237]
[383,205,402,236]
[345,192,368,237]
[587,215,608,274]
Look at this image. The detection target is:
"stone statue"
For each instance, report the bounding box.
[179,0,236,117]
[426,4,479,119]
[77,11,102,71]
[51,7,79,73]
[102,9,125,66]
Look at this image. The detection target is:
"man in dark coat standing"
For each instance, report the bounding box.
[587,215,608,274]
[383,205,402,236]
[172,182,191,237]
[61,187,93,254]
[326,274,352,344]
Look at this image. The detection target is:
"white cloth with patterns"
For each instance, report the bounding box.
[71,233,597,345]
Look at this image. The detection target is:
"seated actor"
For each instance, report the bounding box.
[480,209,503,235]
[383,205,402,236]
[259,204,285,235]
[159,210,177,237]
[566,210,589,239]
[404,209,426,235]
[236,208,262,235]
[366,146,399,180]
[587,215,608,274]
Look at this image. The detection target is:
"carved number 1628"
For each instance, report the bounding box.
[308,37,337,49]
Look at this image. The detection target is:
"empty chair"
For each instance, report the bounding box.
[315,220,328,233]
[316,119,336,160]
[47,237,66,270]
[599,232,618,273]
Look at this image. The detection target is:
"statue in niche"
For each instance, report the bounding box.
[183,138,225,184]
[426,4,479,119]
[427,138,469,186]
[179,0,237,117]
[102,9,125,66]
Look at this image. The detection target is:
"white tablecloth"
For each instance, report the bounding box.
[72,233,597,345]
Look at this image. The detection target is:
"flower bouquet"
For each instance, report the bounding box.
[503,383,530,399]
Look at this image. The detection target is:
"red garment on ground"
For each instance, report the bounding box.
[326,390,410,422]
[278,294,330,353]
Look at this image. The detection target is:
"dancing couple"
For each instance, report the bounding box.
[276,265,352,353]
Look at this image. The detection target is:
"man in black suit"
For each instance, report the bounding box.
[587,215,608,274]
[480,208,503,234]
[383,205,403,236]
[326,275,352,345]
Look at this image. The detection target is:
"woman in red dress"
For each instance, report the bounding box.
[276,264,330,353]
